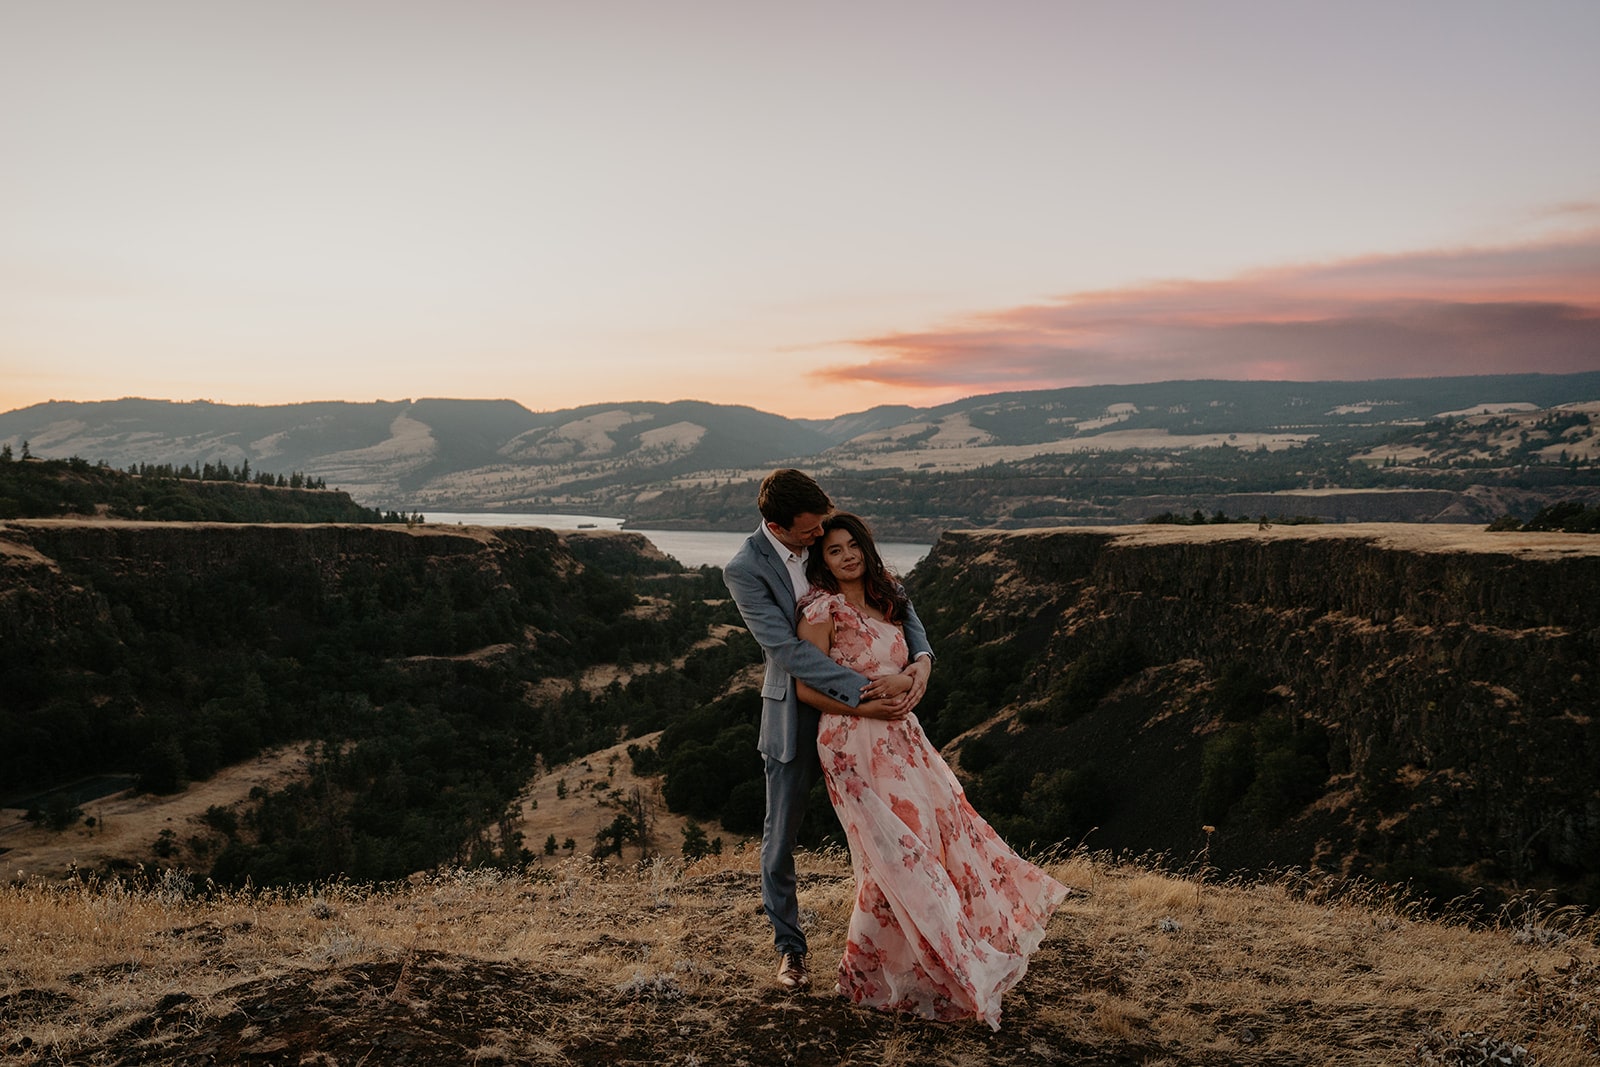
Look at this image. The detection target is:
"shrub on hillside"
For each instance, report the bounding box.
[1199,712,1329,827]
[1025,636,1144,726]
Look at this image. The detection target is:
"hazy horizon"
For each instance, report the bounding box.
[4,2,1598,419]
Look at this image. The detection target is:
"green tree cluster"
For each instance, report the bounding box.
[1198,713,1329,826]
[0,455,394,522]
[1489,500,1600,533]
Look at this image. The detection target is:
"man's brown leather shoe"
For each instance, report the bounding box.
[776,952,811,992]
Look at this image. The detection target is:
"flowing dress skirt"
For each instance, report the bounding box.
[804,592,1069,1029]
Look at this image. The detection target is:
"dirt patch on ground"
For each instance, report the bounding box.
[18,945,1129,1066]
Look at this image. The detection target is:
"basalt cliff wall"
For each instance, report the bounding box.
[0,519,666,612]
[907,523,1600,903]
[0,519,578,671]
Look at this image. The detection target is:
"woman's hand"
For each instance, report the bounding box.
[859,673,912,702]
[860,661,931,710]
[854,698,910,721]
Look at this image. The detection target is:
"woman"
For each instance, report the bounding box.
[794,513,1069,1030]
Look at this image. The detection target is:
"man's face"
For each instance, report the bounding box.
[770,511,828,552]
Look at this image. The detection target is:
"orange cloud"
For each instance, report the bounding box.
[816,231,1600,390]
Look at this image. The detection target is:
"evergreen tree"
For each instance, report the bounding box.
[680,820,711,860]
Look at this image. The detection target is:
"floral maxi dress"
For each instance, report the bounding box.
[802,592,1070,1030]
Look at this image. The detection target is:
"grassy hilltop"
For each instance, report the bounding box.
[4,848,1598,1065]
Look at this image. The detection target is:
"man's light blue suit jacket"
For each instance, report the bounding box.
[723,527,934,763]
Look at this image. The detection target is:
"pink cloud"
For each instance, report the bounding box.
[815,231,1600,390]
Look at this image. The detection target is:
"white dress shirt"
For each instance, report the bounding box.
[759,522,810,600]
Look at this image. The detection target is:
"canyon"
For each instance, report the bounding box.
[3,517,1598,908]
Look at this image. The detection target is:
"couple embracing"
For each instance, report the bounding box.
[723,469,1068,1031]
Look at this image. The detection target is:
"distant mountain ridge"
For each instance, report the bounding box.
[2,373,1598,518]
[0,397,836,509]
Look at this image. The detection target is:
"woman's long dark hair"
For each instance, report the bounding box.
[804,512,909,623]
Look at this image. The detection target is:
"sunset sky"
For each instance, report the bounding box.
[3,1,1598,419]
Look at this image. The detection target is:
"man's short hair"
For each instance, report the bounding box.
[757,469,832,528]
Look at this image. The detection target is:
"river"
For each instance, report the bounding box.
[421,512,933,576]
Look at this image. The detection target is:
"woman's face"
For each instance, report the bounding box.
[820,527,865,582]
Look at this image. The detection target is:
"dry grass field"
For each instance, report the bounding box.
[4,846,1597,1066]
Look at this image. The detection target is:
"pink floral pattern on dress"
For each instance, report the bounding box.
[800,591,1070,1030]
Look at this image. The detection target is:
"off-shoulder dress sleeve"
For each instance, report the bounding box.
[799,590,844,627]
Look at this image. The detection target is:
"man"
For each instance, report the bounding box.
[723,468,933,992]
